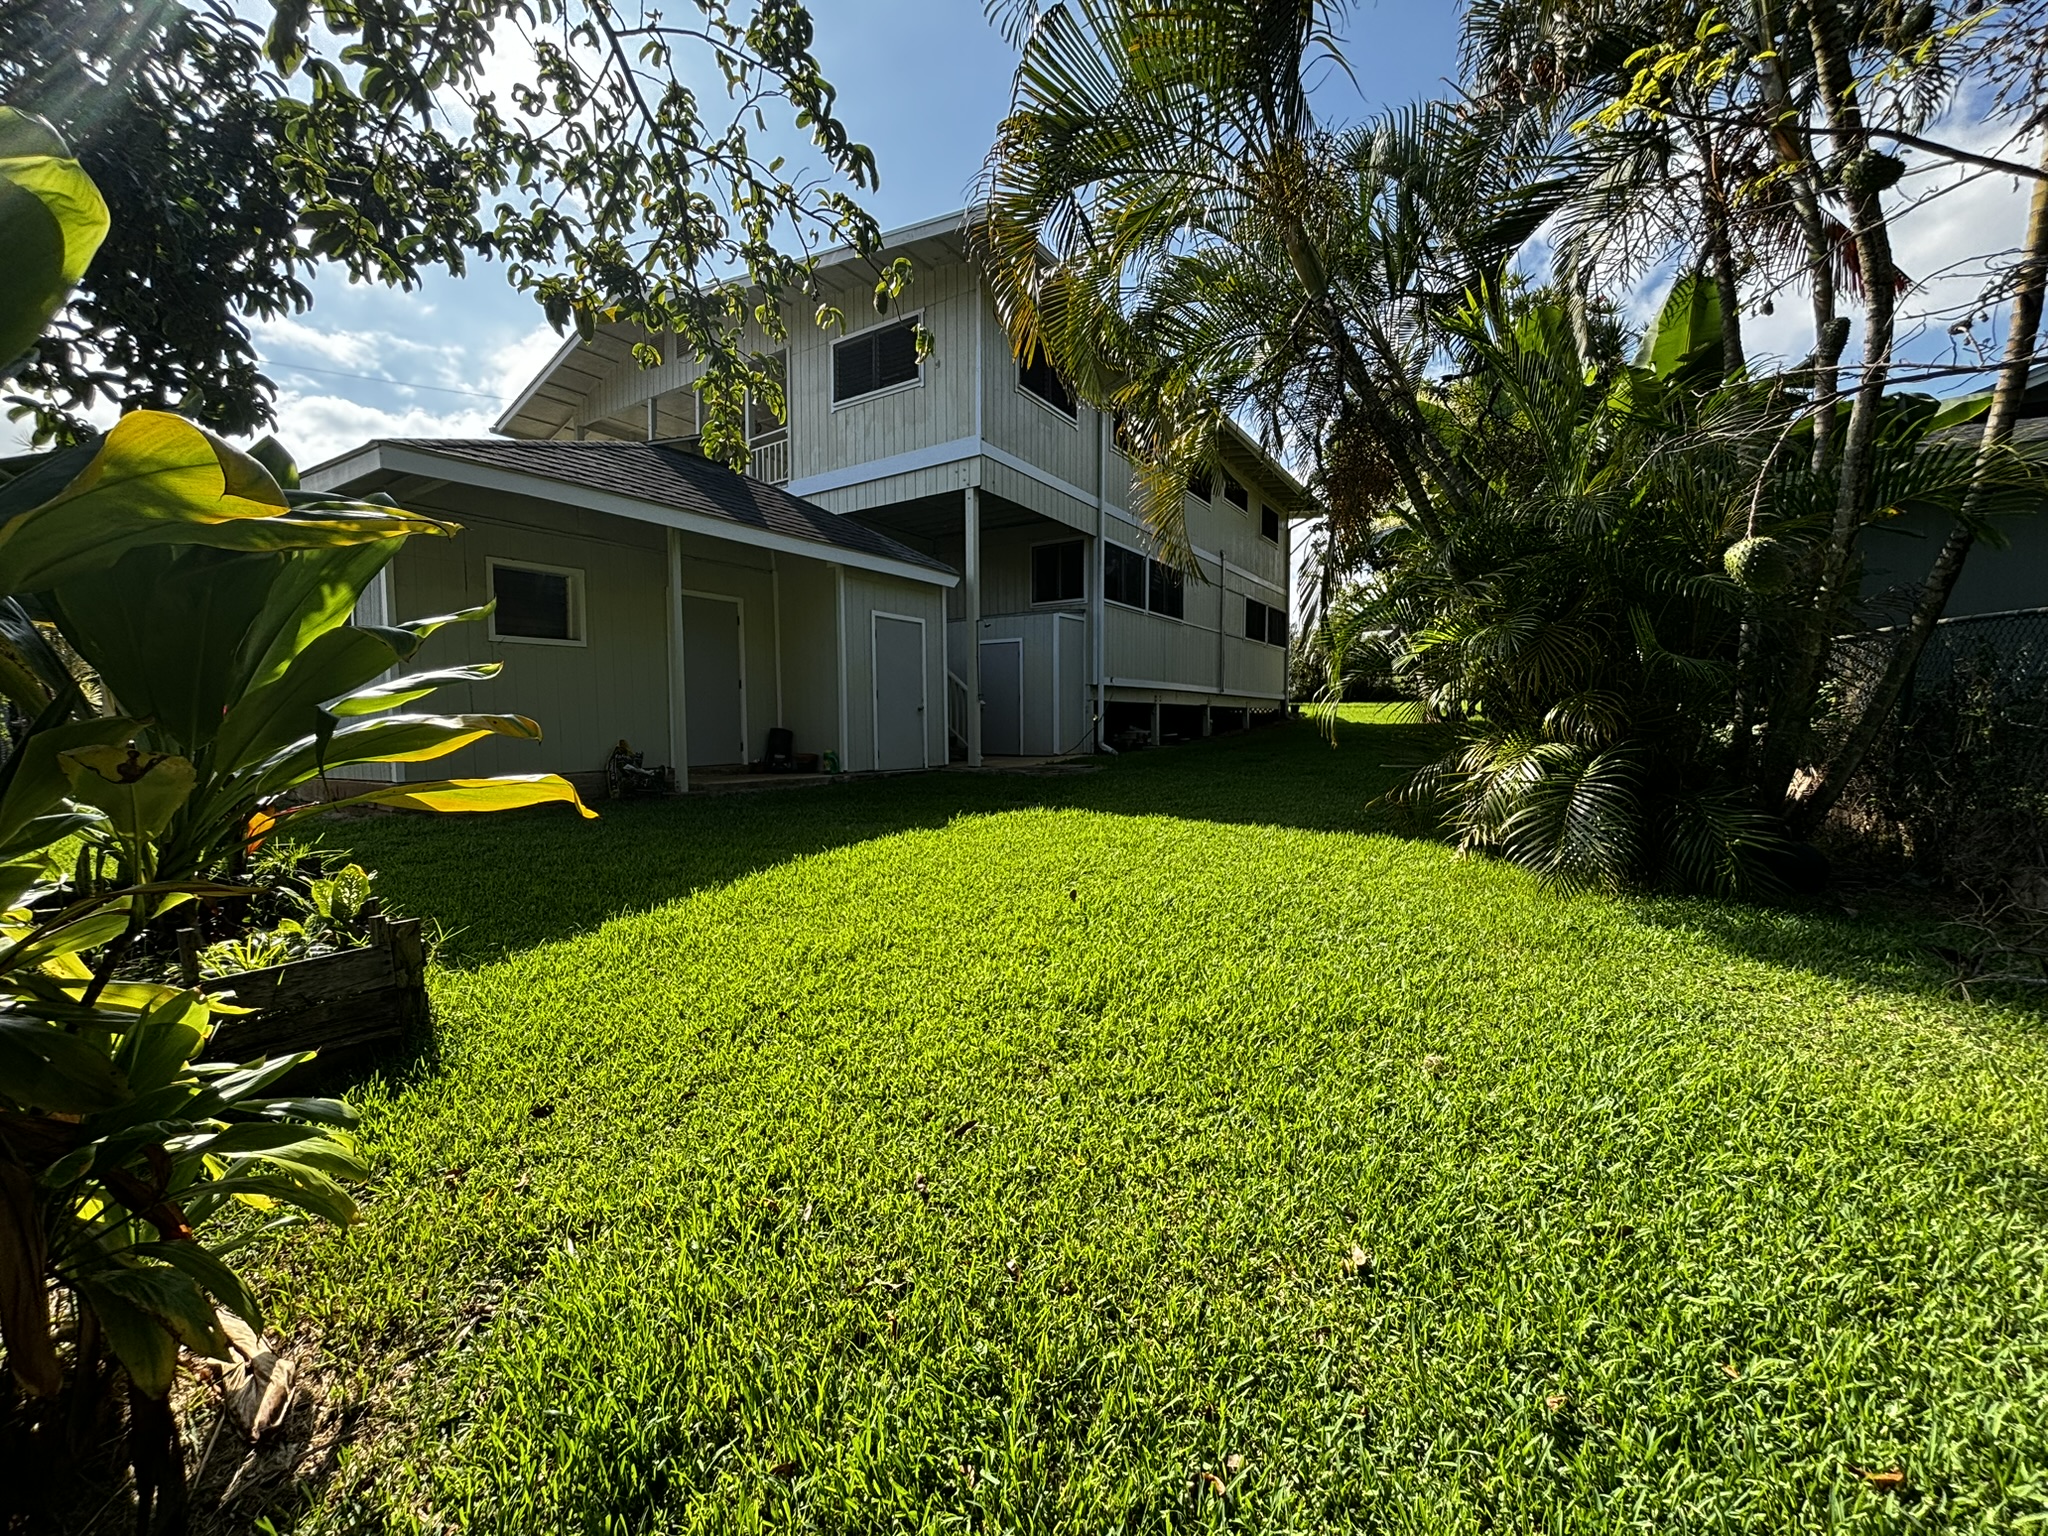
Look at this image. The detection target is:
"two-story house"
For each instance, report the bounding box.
[304,213,1302,791]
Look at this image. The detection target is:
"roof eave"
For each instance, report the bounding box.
[305,442,959,589]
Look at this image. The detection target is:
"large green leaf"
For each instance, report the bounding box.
[0,412,455,594]
[46,544,285,751]
[129,1241,263,1335]
[59,745,196,838]
[0,1018,126,1114]
[212,624,419,774]
[329,662,502,716]
[0,596,81,714]
[0,109,109,375]
[89,1264,228,1365]
[75,1281,178,1398]
[1637,272,1723,383]
[245,712,545,799]
[313,774,599,820]
[234,539,402,695]
[0,715,138,855]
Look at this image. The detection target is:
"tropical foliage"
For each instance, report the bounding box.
[974,0,2048,892]
[1,0,899,463]
[0,112,591,1527]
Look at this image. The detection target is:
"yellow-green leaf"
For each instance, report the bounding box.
[0,412,457,594]
[313,774,598,819]
[59,743,197,837]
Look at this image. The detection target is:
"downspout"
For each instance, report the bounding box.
[770,550,785,727]
[666,528,690,792]
[834,563,849,772]
[1094,410,1109,751]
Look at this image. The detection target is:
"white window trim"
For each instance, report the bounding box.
[486,556,588,648]
[1028,535,1088,607]
[830,311,926,412]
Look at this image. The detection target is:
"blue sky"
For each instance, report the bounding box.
[241,1,1469,466]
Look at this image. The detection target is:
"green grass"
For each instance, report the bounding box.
[251,709,2048,1533]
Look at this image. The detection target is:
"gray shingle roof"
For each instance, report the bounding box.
[373,438,955,575]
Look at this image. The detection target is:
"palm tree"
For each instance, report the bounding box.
[970,0,1548,560]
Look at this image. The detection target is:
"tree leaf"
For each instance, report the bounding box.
[0,412,453,594]
[311,774,599,820]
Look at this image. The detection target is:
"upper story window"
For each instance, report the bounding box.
[1147,558,1185,620]
[1187,471,1212,503]
[1244,597,1288,647]
[1105,543,1147,608]
[1032,539,1085,603]
[1260,505,1281,543]
[833,319,920,404]
[1018,348,1077,418]
[1222,473,1249,510]
[488,558,585,646]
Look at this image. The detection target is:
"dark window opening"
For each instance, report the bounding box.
[1187,470,1212,503]
[833,320,920,403]
[1147,559,1185,619]
[1244,597,1288,647]
[492,564,577,641]
[1112,411,1136,457]
[1105,543,1147,608]
[1259,505,1281,543]
[1223,473,1249,509]
[1018,348,1077,417]
[1032,540,1085,603]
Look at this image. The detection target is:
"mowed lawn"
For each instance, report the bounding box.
[259,709,2048,1533]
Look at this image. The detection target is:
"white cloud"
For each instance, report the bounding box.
[266,392,500,469]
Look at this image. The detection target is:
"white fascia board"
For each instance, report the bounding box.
[301,443,391,491]
[318,443,958,590]
[492,331,589,435]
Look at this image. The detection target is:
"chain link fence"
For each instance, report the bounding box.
[1827,607,2048,897]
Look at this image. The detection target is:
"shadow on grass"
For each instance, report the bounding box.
[312,714,1441,969]
[311,712,2002,1014]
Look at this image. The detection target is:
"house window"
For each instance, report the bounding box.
[1032,539,1085,603]
[1223,473,1249,510]
[488,558,585,645]
[1245,597,1289,646]
[1018,348,1077,418]
[1187,470,1212,503]
[1260,505,1281,543]
[1105,543,1147,608]
[1112,411,1137,457]
[832,319,921,403]
[1147,559,1185,619]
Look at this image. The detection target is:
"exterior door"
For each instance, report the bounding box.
[872,614,927,771]
[682,594,745,765]
[980,638,1024,757]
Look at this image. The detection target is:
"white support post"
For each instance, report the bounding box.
[1094,412,1109,751]
[666,528,690,793]
[964,484,983,767]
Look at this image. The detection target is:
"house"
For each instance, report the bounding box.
[304,212,1304,790]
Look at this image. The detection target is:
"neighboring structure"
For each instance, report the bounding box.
[306,211,1304,788]
[1862,372,2048,619]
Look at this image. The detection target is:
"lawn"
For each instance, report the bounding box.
[241,709,2048,1533]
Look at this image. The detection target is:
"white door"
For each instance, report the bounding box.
[981,638,1024,756]
[873,614,927,771]
[683,594,745,765]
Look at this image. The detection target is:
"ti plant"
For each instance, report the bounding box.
[0,108,593,1529]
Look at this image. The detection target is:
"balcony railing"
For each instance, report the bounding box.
[749,434,791,486]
